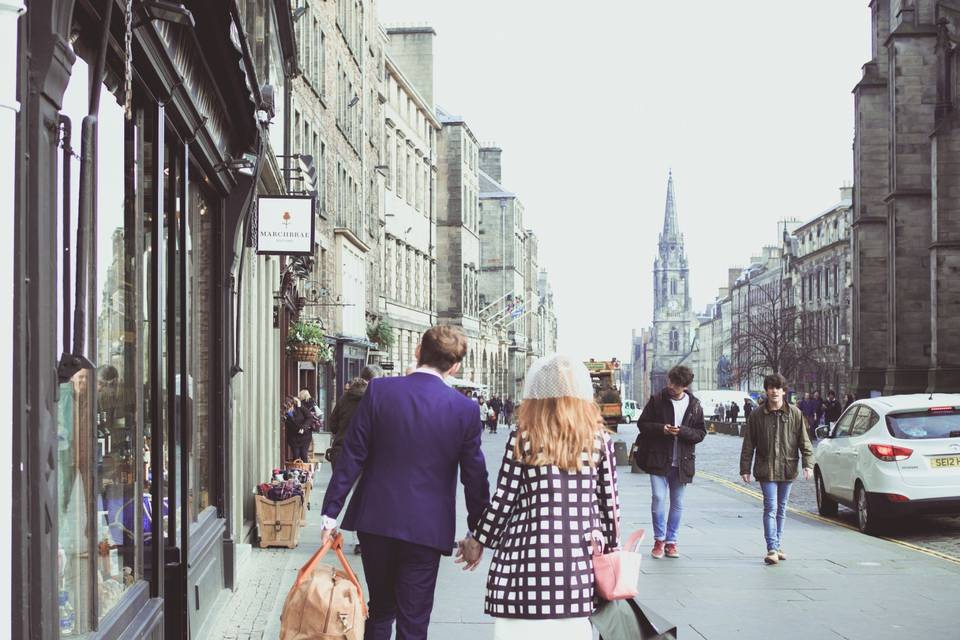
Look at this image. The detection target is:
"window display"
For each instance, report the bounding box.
[57,55,140,634]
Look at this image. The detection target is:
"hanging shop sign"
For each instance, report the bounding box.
[257,195,315,255]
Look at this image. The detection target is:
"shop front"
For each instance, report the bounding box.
[13,2,268,638]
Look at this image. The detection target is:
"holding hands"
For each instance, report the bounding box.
[455,536,483,571]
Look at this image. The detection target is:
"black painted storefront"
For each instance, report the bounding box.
[13,1,268,638]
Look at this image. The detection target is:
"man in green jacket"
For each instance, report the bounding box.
[740,373,814,565]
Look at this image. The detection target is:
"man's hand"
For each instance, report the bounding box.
[663,424,680,435]
[741,473,752,483]
[321,515,338,546]
[454,537,483,571]
[802,467,813,481]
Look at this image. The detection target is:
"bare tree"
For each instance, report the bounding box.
[731,273,804,388]
[731,272,839,390]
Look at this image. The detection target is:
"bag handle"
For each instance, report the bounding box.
[293,532,368,618]
[602,437,621,547]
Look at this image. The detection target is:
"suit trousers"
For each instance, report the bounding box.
[356,531,442,640]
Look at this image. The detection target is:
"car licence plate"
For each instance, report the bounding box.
[931,455,960,469]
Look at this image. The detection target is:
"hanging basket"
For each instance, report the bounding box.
[290,344,320,362]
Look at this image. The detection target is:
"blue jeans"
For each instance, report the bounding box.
[650,467,686,543]
[760,481,793,551]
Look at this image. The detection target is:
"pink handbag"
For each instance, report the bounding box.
[592,442,645,601]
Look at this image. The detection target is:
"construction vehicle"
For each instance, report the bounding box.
[585,359,624,430]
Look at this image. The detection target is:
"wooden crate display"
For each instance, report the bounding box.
[256,495,303,548]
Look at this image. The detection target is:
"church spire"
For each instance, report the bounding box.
[661,169,681,243]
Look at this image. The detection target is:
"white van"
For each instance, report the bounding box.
[695,389,756,422]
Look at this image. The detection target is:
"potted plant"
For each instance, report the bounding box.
[287,320,332,362]
[366,319,395,351]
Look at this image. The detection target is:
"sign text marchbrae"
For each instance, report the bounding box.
[256,196,315,255]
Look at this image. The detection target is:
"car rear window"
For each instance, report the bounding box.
[886,410,960,439]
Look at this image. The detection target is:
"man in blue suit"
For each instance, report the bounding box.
[320,325,491,640]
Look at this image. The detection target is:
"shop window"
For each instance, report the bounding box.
[57,56,140,633]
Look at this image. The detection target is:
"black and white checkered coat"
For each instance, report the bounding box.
[473,429,620,619]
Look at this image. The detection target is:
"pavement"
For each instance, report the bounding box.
[206,427,960,640]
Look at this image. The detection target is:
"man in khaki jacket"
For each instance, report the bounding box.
[740,373,814,565]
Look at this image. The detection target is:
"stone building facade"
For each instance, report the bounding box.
[381,28,440,373]
[851,0,960,394]
[289,0,384,395]
[435,108,485,381]
[478,148,529,399]
[786,187,853,395]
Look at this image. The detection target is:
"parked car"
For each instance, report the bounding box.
[622,399,639,423]
[813,394,960,534]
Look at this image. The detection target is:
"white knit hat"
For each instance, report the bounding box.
[522,354,595,402]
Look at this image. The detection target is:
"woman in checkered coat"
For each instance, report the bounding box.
[471,354,621,640]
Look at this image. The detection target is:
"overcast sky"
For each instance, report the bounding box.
[380,0,872,363]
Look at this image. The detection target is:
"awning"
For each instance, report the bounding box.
[447,377,485,390]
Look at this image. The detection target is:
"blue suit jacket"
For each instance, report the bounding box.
[320,372,491,554]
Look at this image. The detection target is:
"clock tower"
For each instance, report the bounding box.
[650,171,693,394]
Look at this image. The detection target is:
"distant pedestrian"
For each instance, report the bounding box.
[327,366,383,469]
[812,391,825,427]
[714,402,724,421]
[464,354,620,639]
[283,396,313,462]
[634,365,706,559]
[843,392,856,412]
[502,397,514,425]
[798,392,817,440]
[823,390,842,428]
[743,398,754,421]
[740,373,814,565]
[728,401,740,423]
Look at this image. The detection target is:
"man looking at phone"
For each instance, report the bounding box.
[634,365,706,559]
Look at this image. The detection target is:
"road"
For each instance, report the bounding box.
[614,424,960,559]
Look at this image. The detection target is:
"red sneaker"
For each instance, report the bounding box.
[664,542,679,558]
[651,540,665,559]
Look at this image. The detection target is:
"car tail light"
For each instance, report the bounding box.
[867,443,913,461]
[928,406,959,413]
[885,493,910,503]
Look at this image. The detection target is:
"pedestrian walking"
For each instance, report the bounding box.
[298,389,323,430]
[843,392,856,412]
[823,390,842,429]
[327,366,383,468]
[320,326,490,640]
[502,397,514,426]
[633,365,706,559]
[739,373,814,565]
[283,396,313,463]
[490,395,503,424]
[714,402,724,421]
[812,390,825,427]
[743,398,754,421]
[461,354,620,640]
[729,401,740,423]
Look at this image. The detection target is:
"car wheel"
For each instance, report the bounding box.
[815,469,838,517]
[855,482,879,534]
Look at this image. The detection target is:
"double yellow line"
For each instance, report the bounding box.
[698,471,960,566]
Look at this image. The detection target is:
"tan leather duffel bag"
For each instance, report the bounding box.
[280,533,367,639]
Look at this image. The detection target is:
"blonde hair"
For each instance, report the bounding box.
[514,397,604,471]
[298,389,312,402]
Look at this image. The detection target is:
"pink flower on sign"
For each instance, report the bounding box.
[282,210,291,227]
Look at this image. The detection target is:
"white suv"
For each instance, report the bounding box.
[813,394,960,533]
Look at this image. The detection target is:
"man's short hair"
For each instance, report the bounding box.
[360,365,383,381]
[667,365,694,388]
[417,325,468,372]
[763,373,788,391]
